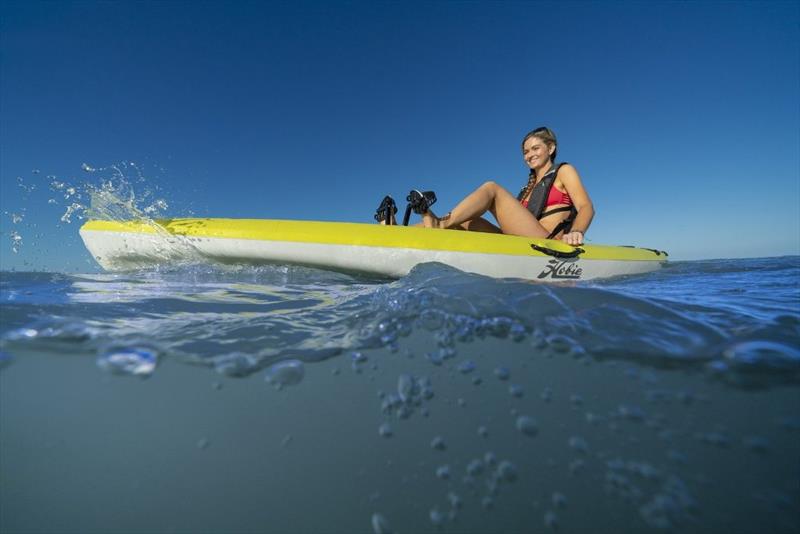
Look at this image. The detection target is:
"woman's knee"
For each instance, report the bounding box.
[479,180,501,194]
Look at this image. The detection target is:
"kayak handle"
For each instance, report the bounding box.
[530,244,585,259]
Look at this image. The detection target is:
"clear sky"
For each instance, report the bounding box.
[1,0,798,271]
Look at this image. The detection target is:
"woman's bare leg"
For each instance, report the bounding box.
[461,217,501,233]
[416,214,500,233]
[425,181,550,238]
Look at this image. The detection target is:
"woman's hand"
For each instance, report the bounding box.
[561,230,584,246]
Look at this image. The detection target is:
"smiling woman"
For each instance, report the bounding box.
[418,127,595,246]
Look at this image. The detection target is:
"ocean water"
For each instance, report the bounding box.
[1,257,799,533]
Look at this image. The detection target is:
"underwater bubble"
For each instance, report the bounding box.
[378,423,393,438]
[667,450,688,464]
[264,360,305,388]
[397,374,416,403]
[426,352,444,366]
[540,387,552,402]
[484,452,497,466]
[381,394,401,415]
[478,426,489,438]
[431,436,447,451]
[196,438,210,450]
[510,323,526,342]
[494,366,510,380]
[638,476,696,529]
[627,461,660,480]
[97,347,157,377]
[481,496,494,510]
[743,436,769,453]
[352,352,368,363]
[516,415,539,437]
[496,460,518,483]
[618,404,646,421]
[280,435,293,447]
[436,465,451,480]
[419,377,435,400]
[485,478,499,497]
[472,376,482,386]
[697,431,731,448]
[457,360,476,374]
[585,412,604,425]
[552,492,567,508]
[81,163,96,172]
[447,492,462,510]
[457,398,466,407]
[371,513,392,534]
[211,382,222,391]
[569,459,585,476]
[466,459,485,477]
[544,510,559,529]
[570,394,584,407]
[568,436,589,454]
[778,416,800,431]
[509,384,524,398]
[429,507,445,526]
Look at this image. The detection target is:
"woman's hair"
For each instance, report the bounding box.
[521,126,557,163]
[517,127,559,199]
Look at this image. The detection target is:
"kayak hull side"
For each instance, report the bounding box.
[79,226,665,281]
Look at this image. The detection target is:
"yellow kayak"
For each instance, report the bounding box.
[79,218,667,281]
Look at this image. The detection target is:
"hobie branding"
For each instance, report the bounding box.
[537,259,583,280]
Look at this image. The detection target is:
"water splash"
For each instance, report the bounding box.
[4,160,173,259]
[9,231,22,253]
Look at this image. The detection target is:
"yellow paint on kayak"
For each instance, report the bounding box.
[80,218,665,262]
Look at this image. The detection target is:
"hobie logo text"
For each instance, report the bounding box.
[537,259,583,280]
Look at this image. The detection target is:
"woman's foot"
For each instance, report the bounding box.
[422,210,450,229]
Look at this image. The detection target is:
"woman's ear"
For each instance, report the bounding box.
[549,145,556,156]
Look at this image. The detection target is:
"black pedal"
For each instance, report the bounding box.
[374,195,397,225]
[402,190,437,225]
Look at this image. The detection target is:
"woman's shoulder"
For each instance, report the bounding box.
[556,163,581,179]
[557,162,577,172]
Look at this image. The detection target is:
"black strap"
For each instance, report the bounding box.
[546,216,575,239]
[522,162,567,219]
[540,206,573,219]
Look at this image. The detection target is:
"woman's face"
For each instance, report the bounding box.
[522,136,554,170]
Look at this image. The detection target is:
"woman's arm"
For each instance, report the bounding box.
[558,164,594,245]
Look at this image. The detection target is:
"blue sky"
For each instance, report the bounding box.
[1,0,798,271]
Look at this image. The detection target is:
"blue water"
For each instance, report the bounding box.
[1,257,799,533]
